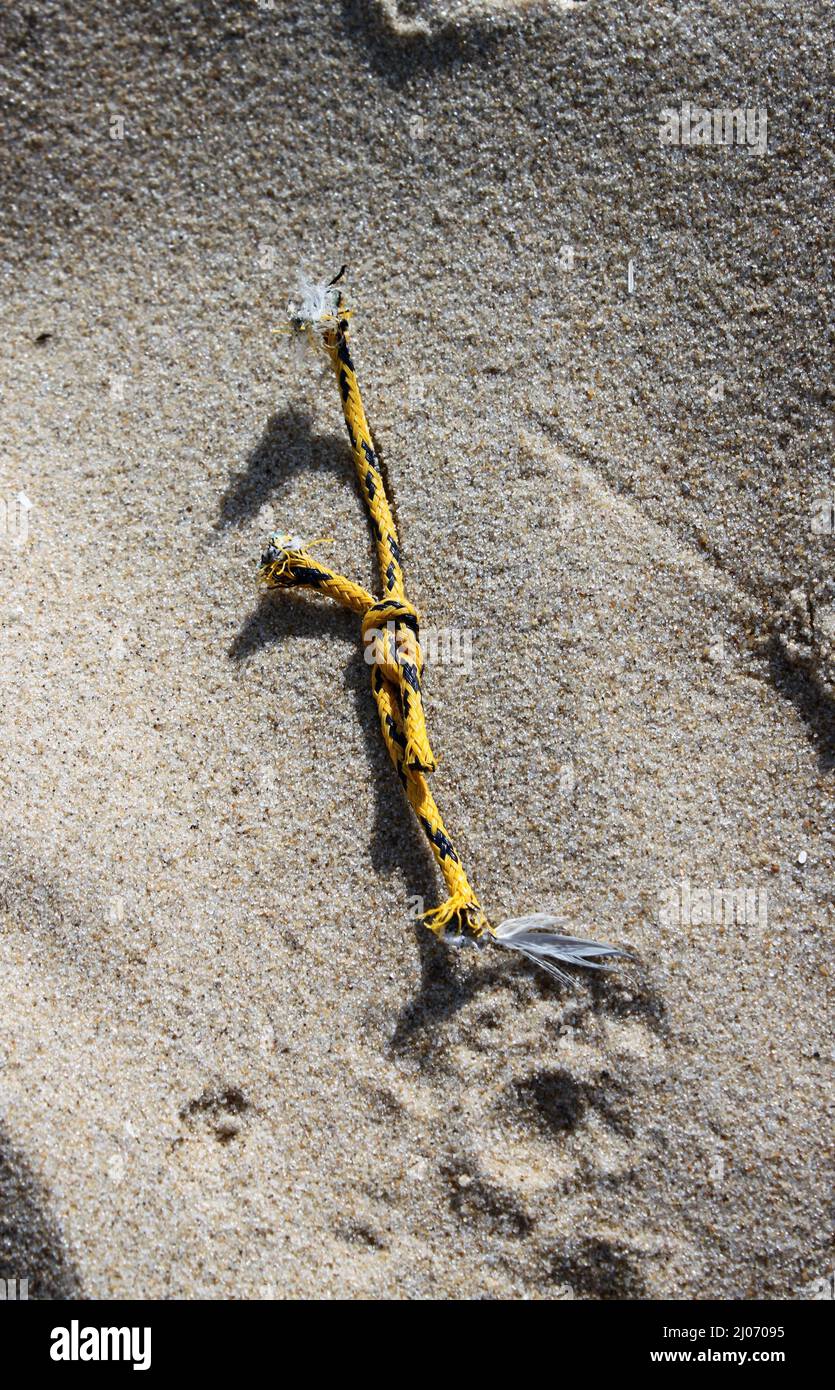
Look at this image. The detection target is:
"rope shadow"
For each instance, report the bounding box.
[337,0,507,82]
[216,408,351,531]
[228,585,357,664]
[0,1125,81,1299]
[229,589,449,946]
[765,637,835,774]
[388,932,500,1056]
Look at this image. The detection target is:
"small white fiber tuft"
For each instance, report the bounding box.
[281,267,347,356]
[287,275,340,330]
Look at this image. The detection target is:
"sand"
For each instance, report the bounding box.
[0,0,832,1299]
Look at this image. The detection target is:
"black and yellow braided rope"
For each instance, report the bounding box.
[260,271,632,982]
[326,321,436,776]
[260,537,489,938]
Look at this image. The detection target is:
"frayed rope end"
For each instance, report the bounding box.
[276,268,349,357]
[422,894,490,941]
[258,532,333,585]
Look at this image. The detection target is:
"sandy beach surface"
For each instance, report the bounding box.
[0,0,832,1298]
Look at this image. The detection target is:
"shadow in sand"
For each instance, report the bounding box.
[586,967,668,1038]
[228,583,358,664]
[388,932,494,1054]
[230,571,447,915]
[216,408,350,531]
[338,0,508,82]
[0,1125,81,1299]
[765,637,835,774]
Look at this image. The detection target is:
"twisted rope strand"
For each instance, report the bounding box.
[259,536,487,936]
[322,321,436,775]
[261,271,633,981]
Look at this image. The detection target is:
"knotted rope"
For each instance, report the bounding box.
[260,270,631,983]
[260,534,488,938]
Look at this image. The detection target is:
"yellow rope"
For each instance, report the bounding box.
[263,267,490,938]
[258,273,634,985]
[250,269,647,1003]
[324,325,437,776]
[260,534,489,939]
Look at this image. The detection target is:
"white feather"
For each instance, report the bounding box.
[491,913,630,987]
